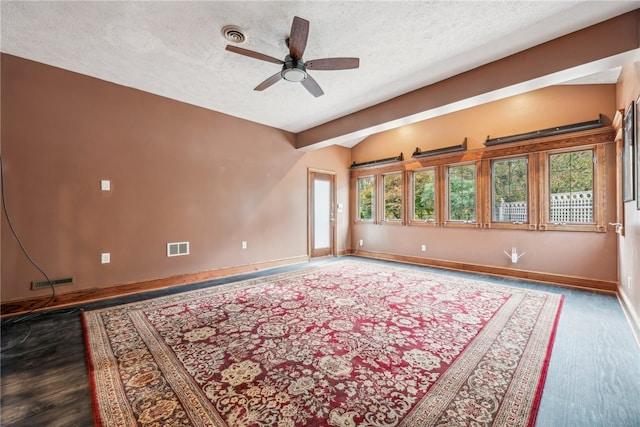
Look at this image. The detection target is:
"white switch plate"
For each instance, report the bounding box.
[242,241,247,249]
[101,252,111,264]
[101,180,111,191]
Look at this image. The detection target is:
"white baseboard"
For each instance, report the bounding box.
[618,286,640,351]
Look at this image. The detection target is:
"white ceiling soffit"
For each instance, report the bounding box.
[561,67,622,85]
[1,1,638,145]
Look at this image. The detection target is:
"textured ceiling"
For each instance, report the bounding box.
[1,1,638,140]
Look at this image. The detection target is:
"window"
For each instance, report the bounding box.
[447,164,476,222]
[350,128,608,233]
[412,168,436,223]
[539,145,605,232]
[357,176,375,221]
[548,149,594,224]
[383,173,403,221]
[491,157,528,223]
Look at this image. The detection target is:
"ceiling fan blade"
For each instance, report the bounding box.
[254,72,283,91]
[305,57,360,70]
[288,16,309,60]
[301,74,324,97]
[226,45,283,65]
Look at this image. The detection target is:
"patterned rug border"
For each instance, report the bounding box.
[83,258,564,427]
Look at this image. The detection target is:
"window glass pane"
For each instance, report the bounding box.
[492,157,528,222]
[313,179,330,249]
[549,150,594,223]
[413,168,436,221]
[383,173,403,221]
[357,176,375,221]
[448,164,476,221]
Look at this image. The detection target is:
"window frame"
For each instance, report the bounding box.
[381,171,404,224]
[355,175,377,223]
[538,144,606,232]
[408,166,439,226]
[444,161,480,227]
[484,154,536,230]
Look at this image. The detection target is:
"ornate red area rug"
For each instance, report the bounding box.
[83,260,563,427]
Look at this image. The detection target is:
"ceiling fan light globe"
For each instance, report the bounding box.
[282,67,307,82]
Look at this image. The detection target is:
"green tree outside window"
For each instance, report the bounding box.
[413,168,436,221]
[357,176,375,220]
[550,150,593,193]
[384,173,403,220]
[448,164,476,221]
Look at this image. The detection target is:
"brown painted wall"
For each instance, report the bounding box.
[1,54,351,303]
[616,63,640,324]
[351,85,618,284]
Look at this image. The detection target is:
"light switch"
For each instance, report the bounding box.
[101,253,111,264]
[101,180,111,191]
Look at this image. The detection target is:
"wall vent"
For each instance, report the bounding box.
[167,242,189,257]
[31,277,74,290]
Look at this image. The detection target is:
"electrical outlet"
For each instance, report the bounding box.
[421,244,426,252]
[358,240,364,247]
[242,241,247,249]
[101,252,111,264]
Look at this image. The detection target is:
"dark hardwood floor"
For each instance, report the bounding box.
[2,257,640,426]
[1,309,93,426]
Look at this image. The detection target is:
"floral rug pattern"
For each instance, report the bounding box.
[83,260,562,426]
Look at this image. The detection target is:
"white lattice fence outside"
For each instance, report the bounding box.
[549,191,593,223]
[496,200,527,222]
[497,190,592,223]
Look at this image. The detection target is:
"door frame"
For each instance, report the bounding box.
[307,168,337,258]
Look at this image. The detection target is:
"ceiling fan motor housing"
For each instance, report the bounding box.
[281,55,307,82]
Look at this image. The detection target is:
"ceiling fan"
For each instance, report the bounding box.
[225,16,359,97]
